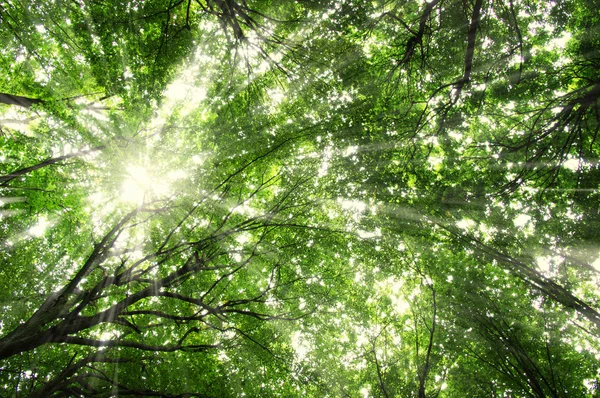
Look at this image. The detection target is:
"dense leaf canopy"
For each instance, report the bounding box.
[1,0,599,396]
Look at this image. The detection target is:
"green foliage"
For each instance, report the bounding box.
[1,0,600,396]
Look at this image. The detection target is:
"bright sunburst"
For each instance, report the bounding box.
[120,165,169,204]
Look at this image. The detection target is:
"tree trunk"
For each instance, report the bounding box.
[0,145,105,186]
[0,93,44,108]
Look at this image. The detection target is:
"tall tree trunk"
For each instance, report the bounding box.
[0,93,44,108]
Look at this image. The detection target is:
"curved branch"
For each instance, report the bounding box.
[0,145,105,186]
[396,0,442,66]
[59,334,218,352]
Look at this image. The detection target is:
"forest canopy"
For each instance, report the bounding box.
[1,0,599,396]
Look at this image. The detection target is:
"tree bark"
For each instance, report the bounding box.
[0,93,44,108]
[0,145,105,186]
[452,0,483,99]
[418,288,437,398]
[449,227,600,335]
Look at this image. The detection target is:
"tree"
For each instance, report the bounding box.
[1,0,600,396]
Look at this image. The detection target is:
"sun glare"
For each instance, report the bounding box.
[119,165,188,204]
[120,166,167,204]
[29,216,51,237]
